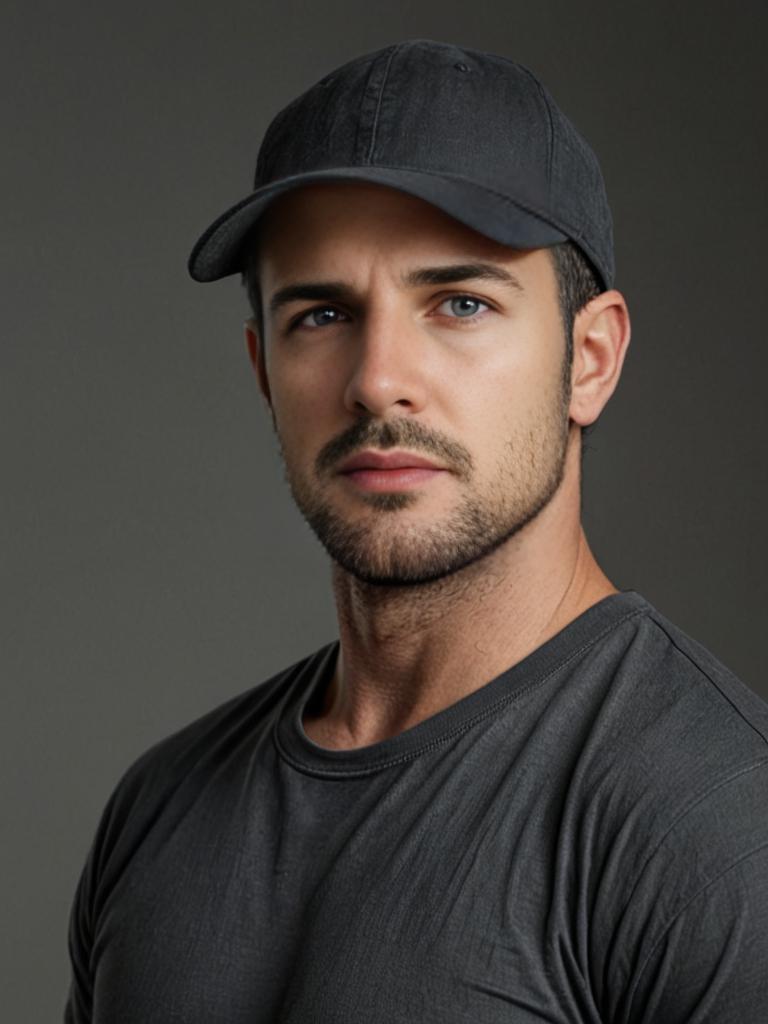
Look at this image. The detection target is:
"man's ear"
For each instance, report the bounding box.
[569,290,631,426]
[244,318,272,407]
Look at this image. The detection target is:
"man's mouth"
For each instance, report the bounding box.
[337,450,447,492]
[337,449,445,473]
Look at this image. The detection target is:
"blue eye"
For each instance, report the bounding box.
[290,294,490,332]
[438,296,490,319]
[296,306,349,329]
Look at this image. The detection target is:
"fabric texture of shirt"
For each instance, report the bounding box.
[65,591,768,1022]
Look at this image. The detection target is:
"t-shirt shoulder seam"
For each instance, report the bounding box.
[646,614,768,748]
[617,756,768,927]
[625,838,768,1017]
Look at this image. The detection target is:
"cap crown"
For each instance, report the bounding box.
[255,40,613,285]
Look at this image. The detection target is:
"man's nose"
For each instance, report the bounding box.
[342,307,430,417]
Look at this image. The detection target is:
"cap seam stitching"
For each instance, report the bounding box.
[366,45,400,165]
[516,64,556,196]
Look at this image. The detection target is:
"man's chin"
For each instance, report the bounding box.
[329,558,461,588]
[322,530,514,589]
[294,477,564,591]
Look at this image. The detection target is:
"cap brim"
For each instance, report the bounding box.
[188,166,569,283]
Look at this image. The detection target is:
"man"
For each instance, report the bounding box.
[66,39,768,1022]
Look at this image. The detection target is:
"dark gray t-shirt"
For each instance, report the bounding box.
[66,592,768,1022]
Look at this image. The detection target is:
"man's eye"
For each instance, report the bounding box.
[293,306,349,330]
[435,295,491,319]
[289,295,490,331]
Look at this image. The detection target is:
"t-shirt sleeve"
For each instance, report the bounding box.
[64,859,95,1023]
[62,751,154,1024]
[63,773,130,1024]
[625,842,768,1022]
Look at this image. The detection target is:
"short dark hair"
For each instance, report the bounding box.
[242,238,601,368]
[549,240,602,373]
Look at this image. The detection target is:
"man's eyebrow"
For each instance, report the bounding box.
[267,261,524,316]
[401,262,525,292]
[268,282,353,316]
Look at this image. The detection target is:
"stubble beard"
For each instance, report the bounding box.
[275,378,572,588]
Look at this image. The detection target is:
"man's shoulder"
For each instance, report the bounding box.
[98,642,335,842]
[581,597,768,881]
[628,600,768,754]
[560,594,768,848]
[561,593,768,795]
[566,600,768,1024]
[567,599,768,975]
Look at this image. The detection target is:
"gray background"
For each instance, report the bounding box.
[3,0,766,1017]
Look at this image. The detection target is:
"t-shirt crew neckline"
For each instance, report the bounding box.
[274,590,650,779]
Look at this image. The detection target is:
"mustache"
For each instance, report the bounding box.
[316,417,474,479]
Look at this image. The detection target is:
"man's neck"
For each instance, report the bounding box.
[303,486,617,751]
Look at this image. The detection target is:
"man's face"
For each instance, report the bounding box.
[252,182,574,586]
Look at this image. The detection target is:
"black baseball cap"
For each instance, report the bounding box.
[188,39,614,289]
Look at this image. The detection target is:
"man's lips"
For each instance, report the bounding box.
[336,450,447,493]
[337,450,445,473]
